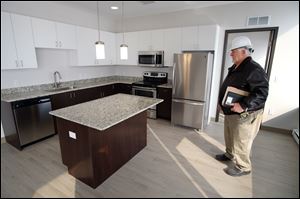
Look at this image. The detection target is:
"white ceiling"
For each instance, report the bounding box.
[57,1,244,19]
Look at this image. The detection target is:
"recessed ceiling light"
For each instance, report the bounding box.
[110,6,119,10]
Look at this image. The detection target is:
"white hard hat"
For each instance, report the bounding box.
[230,36,253,51]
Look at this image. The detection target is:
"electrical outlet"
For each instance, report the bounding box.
[69,131,77,139]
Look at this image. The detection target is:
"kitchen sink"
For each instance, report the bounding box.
[44,86,77,92]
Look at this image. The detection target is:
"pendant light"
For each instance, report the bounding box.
[120,1,128,60]
[95,1,105,59]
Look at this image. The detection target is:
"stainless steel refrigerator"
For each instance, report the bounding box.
[171,52,214,130]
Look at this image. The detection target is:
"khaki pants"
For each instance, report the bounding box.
[224,109,263,171]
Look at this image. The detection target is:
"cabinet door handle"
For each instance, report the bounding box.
[56,41,58,47]
[20,60,23,67]
[59,41,62,47]
[15,60,19,67]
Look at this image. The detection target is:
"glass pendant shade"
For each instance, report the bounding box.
[120,44,128,60]
[95,41,105,59]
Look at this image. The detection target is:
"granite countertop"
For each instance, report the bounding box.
[157,82,173,89]
[49,93,163,131]
[1,76,141,102]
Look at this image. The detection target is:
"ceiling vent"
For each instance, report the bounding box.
[247,16,271,26]
[139,1,156,5]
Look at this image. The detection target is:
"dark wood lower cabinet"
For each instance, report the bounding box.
[54,111,147,188]
[51,87,101,110]
[115,83,132,94]
[51,83,131,110]
[157,87,172,120]
[100,84,116,97]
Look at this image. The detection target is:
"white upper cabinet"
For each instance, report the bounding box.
[56,22,77,49]
[138,31,152,51]
[181,26,199,51]
[116,32,139,65]
[76,26,97,66]
[181,25,218,51]
[1,12,37,70]
[137,30,164,51]
[31,18,56,48]
[163,28,182,67]
[198,25,218,50]
[150,29,164,51]
[32,17,76,49]
[76,27,116,66]
[2,11,219,69]
[1,12,18,70]
[98,31,116,65]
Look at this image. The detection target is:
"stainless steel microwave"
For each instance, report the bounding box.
[138,51,164,67]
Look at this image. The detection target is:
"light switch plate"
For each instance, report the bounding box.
[69,131,77,139]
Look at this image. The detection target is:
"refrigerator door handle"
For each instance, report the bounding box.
[172,99,205,106]
[172,62,176,95]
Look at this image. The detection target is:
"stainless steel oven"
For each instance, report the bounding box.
[132,86,157,119]
[132,71,168,119]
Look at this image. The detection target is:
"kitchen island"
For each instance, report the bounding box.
[49,93,163,188]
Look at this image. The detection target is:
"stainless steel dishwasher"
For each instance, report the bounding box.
[12,96,55,146]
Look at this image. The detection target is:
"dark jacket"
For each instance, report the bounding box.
[218,56,269,115]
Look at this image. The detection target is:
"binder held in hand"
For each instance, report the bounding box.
[222,86,249,107]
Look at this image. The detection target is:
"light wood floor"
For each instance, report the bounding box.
[1,119,299,198]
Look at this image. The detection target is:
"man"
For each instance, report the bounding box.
[217,36,269,176]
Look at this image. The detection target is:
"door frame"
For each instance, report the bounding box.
[215,27,279,122]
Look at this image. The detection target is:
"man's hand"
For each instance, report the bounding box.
[230,103,244,113]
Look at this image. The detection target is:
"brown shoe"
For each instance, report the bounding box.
[215,154,231,161]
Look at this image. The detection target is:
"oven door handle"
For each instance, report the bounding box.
[132,86,156,91]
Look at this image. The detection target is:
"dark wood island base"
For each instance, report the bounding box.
[54,111,147,188]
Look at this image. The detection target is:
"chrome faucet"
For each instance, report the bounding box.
[53,71,62,88]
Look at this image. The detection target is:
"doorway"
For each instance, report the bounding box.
[215,27,278,122]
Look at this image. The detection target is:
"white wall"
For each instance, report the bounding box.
[209,1,299,126]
